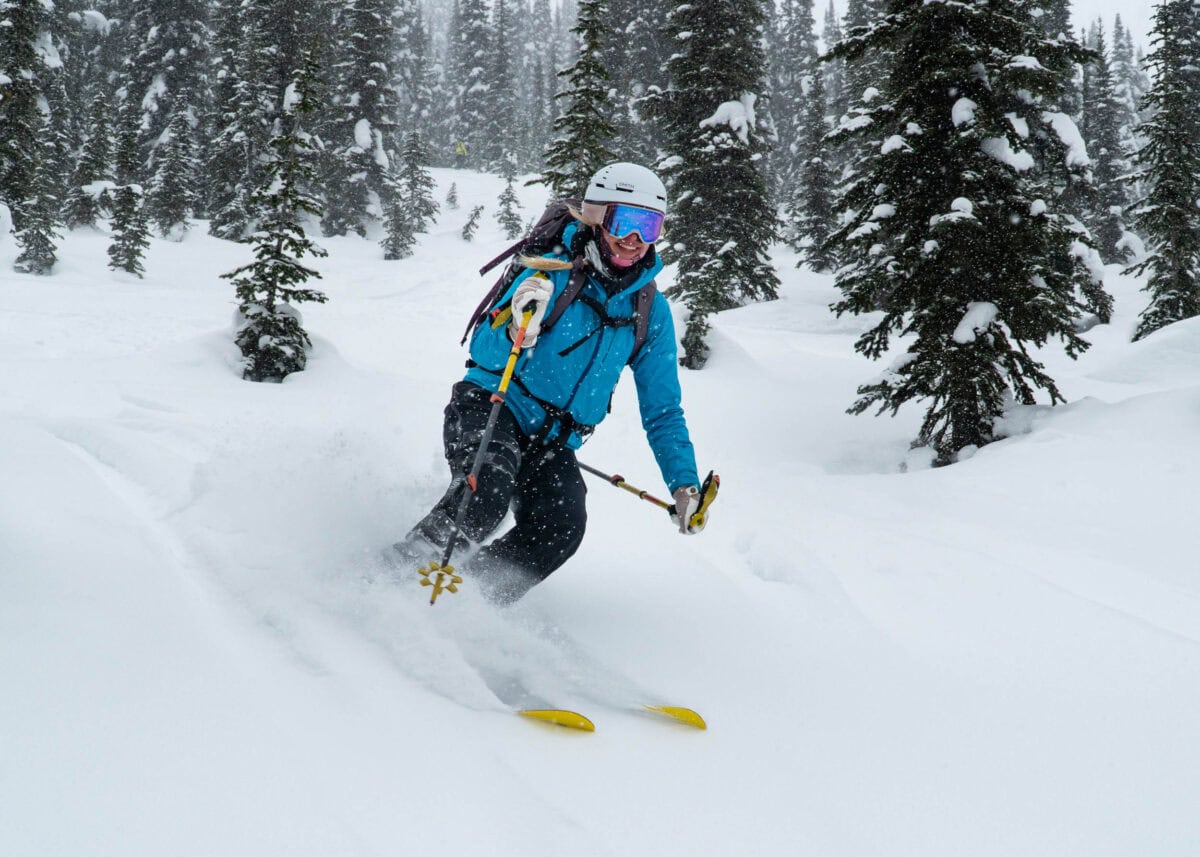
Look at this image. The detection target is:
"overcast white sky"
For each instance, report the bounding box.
[1072,0,1155,48]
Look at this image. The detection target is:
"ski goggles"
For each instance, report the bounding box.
[601,203,665,243]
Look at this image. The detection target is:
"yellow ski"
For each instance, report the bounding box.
[519,708,596,731]
[644,705,707,729]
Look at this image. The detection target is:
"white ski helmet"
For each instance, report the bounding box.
[582,162,668,221]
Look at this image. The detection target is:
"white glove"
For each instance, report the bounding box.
[508,276,553,347]
[671,485,701,535]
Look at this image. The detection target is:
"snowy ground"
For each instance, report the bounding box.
[3,170,1199,856]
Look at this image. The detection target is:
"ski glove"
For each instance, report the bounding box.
[509,275,553,347]
[671,485,702,535]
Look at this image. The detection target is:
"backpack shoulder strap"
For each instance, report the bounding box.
[629,280,658,364]
[539,257,589,336]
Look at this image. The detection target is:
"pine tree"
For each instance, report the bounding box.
[145,107,197,240]
[224,46,329,382]
[122,0,210,181]
[830,0,892,231]
[462,204,484,241]
[64,89,113,229]
[534,0,616,198]
[1040,0,1072,40]
[1111,16,1146,134]
[605,0,668,164]
[13,116,62,275]
[1078,21,1131,263]
[393,0,437,143]
[448,0,492,170]
[446,182,459,209]
[1,0,50,243]
[1111,14,1151,205]
[108,95,151,277]
[2,0,62,274]
[790,65,836,271]
[496,156,524,239]
[382,130,439,259]
[202,0,252,235]
[43,71,75,221]
[321,0,401,236]
[648,0,780,369]
[821,0,848,126]
[774,0,835,269]
[826,0,1100,464]
[479,0,517,171]
[51,0,90,166]
[1125,0,1200,341]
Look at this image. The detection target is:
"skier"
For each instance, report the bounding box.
[392,162,706,603]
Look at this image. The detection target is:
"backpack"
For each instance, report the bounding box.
[461,199,657,363]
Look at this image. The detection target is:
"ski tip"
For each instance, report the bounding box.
[519,709,596,732]
[644,705,707,730]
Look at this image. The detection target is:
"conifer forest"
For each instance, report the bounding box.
[0,0,1189,464]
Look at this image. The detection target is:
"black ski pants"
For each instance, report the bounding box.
[404,381,587,603]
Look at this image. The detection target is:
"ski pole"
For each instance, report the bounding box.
[577,461,674,513]
[418,308,535,605]
[578,462,720,533]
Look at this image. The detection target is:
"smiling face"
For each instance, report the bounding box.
[600,226,650,268]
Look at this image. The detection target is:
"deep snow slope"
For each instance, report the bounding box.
[3,171,1198,857]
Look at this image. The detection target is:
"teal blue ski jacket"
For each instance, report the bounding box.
[464,222,699,493]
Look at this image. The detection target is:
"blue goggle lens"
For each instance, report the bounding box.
[602,204,664,243]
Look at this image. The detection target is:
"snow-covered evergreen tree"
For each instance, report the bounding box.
[1125,0,1200,341]
[446,182,459,210]
[821,0,847,128]
[462,204,483,241]
[534,0,615,199]
[321,0,401,237]
[122,0,210,180]
[496,155,524,239]
[42,71,75,222]
[770,0,818,195]
[13,118,61,275]
[50,0,90,161]
[382,130,439,260]
[64,89,112,229]
[392,0,437,144]
[1079,21,1131,263]
[447,0,492,170]
[1039,0,1072,40]
[2,0,63,273]
[826,0,1100,464]
[1110,16,1151,210]
[827,0,891,261]
[1,0,50,243]
[649,0,780,369]
[605,0,667,165]
[773,0,835,269]
[224,46,328,382]
[478,0,517,171]
[790,63,836,271]
[201,0,251,234]
[145,107,197,240]
[1111,16,1148,134]
[107,95,150,277]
